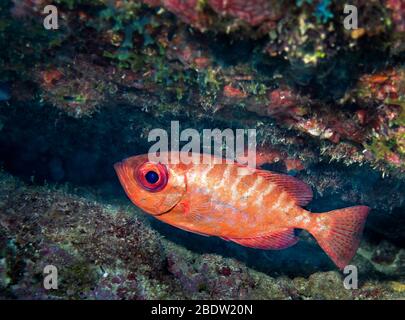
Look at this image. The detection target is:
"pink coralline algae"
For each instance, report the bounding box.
[386,0,405,32]
[144,0,283,29]
[166,33,212,70]
[357,71,401,102]
[166,251,255,299]
[41,69,63,88]
[208,0,283,26]
[266,88,305,119]
[144,0,209,29]
[163,0,205,26]
[244,86,307,121]
[2,0,405,301]
[11,0,45,18]
[223,84,247,99]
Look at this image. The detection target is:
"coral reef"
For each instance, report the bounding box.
[0,0,404,300]
[0,173,403,299]
[0,172,177,299]
[2,0,403,171]
[386,0,405,33]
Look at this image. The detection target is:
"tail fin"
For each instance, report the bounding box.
[309,206,370,270]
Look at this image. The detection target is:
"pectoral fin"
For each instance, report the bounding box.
[179,194,212,222]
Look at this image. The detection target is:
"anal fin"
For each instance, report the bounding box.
[221,228,299,250]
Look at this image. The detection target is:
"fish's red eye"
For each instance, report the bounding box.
[135,162,168,192]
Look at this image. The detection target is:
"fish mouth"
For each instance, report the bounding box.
[114,161,122,173]
[114,161,128,189]
[114,161,123,178]
[114,160,138,202]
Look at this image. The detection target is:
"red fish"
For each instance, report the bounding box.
[114,152,370,269]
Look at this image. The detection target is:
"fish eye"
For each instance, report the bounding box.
[135,162,168,192]
[145,171,159,184]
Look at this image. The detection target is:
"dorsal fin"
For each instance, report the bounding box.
[255,169,313,206]
[221,228,298,250]
[234,162,313,206]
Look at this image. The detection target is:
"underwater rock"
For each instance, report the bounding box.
[386,0,405,33]
[0,172,171,299]
[346,67,405,170]
[0,0,404,301]
[0,173,404,299]
[208,0,284,26]
[2,0,402,173]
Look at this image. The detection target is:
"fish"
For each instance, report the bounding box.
[114,152,370,269]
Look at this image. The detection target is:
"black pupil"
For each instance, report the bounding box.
[145,171,159,184]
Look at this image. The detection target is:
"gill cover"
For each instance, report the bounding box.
[114,154,187,215]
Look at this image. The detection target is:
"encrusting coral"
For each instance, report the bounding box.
[0,0,404,300]
[0,172,403,299]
